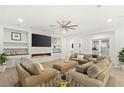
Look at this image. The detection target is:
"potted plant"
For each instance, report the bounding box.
[118,48,124,70]
[0,53,7,72]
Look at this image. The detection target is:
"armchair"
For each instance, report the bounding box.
[16,58,59,87]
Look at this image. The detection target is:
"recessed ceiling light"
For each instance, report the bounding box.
[18,18,23,22]
[107,18,112,23]
[97,5,102,8]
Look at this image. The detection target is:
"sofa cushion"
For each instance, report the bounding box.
[87,60,108,79]
[97,66,110,82]
[66,70,89,83]
[76,62,94,74]
[33,63,45,74]
[66,70,104,87]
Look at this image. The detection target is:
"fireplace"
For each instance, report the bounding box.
[31,53,51,58]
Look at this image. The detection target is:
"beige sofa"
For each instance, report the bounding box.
[69,53,94,64]
[16,58,59,87]
[65,58,112,87]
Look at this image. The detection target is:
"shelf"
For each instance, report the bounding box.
[4,47,28,49]
[52,52,61,53]
[4,41,28,44]
[6,54,29,56]
[7,55,29,59]
[4,48,29,57]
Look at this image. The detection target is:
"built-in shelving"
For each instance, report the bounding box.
[52,37,62,53]
[3,27,29,56]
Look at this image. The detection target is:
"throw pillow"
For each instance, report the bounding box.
[76,62,94,74]
[20,58,36,75]
[87,64,100,79]
[33,63,45,74]
[87,60,108,79]
[77,54,84,60]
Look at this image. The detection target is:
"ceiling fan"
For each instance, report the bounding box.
[50,20,78,31]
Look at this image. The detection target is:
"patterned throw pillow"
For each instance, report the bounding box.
[77,54,84,60]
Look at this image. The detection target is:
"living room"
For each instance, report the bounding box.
[1,2,124,90]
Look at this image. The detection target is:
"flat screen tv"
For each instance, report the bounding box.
[32,33,51,47]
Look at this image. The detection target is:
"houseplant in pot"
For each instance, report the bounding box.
[118,48,124,70]
[0,53,7,72]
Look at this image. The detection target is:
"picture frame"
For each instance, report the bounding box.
[11,32,21,41]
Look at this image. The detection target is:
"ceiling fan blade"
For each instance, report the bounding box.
[64,21,71,26]
[50,25,61,28]
[59,27,63,31]
[50,25,57,27]
[65,28,69,31]
[67,27,76,30]
[67,25,78,27]
[57,21,63,26]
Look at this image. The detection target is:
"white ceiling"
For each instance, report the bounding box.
[0,5,124,36]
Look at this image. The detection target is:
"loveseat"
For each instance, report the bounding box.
[16,58,59,87]
[65,58,112,87]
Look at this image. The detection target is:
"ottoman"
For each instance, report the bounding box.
[53,60,77,73]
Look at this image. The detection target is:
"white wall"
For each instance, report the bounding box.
[0,25,4,52]
[61,38,66,59]
[115,27,124,65]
